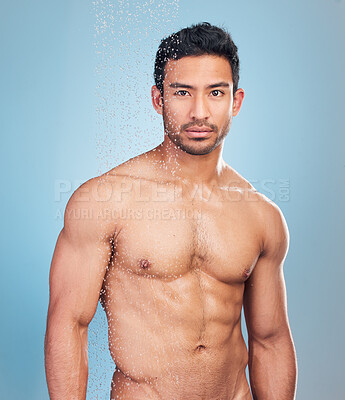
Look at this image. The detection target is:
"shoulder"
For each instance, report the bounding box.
[224,164,288,225]
[65,173,115,213]
[106,151,156,180]
[64,151,160,222]
[223,165,289,257]
[67,159,142,208]
[255,193,289,261]
[63,171,127,242]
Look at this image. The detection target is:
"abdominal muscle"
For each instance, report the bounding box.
[103,267,252,400]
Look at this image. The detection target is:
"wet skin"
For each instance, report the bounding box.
[99,156,261,400]
[45,55,296,400]
[99,159,260,399]
[102,57,255,398]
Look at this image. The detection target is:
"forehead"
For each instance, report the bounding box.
[164,55,233,85]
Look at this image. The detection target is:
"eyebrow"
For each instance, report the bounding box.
[169,81,230,89]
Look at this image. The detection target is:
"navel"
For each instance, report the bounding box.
[194,344,206,352]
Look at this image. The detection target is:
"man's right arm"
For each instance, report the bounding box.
[45,180,114,400]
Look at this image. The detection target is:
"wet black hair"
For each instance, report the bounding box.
[154,22,240,96]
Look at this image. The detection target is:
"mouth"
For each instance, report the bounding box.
[185,127,213,138]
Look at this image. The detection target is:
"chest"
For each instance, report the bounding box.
[111,199,261,284]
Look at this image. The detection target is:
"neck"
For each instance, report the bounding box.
[153,135,227,185]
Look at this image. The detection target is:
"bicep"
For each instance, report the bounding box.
[243,202,290,342]
[243,255,289,342]
[48,203,113,327]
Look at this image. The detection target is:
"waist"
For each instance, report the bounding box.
[109,328,249,388]
[111,363,251,400]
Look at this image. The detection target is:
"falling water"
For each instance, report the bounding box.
[88,1,179,398]
[93,0,179,173]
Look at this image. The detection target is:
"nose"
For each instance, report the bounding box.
[189,95,210,120]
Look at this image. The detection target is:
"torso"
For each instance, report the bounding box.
[98,154,264,399]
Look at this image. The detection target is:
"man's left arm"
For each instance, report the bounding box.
[243,202,297,400]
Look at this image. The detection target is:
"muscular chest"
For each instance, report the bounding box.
[111,197,261,284]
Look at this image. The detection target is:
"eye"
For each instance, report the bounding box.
[174,90,190,96]
[210,89,224,97]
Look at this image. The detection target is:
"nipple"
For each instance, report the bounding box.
[242,268,251,280]
[139,258,151,269]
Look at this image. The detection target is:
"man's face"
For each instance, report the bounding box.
[159,55,235,155]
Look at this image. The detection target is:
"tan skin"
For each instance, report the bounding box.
[45,55,297,399]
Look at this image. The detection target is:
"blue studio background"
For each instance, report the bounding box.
[1,0,344,399]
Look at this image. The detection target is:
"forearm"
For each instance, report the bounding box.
[45,317,88,400]
[248,333,297,400]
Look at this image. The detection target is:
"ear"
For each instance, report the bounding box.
[232,88,245,117]
[151,85,163,115]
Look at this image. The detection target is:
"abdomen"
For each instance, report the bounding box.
[104,266,249,398]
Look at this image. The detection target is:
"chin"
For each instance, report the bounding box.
[178,141,219,156]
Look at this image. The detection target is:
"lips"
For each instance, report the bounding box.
[185,127,213,138]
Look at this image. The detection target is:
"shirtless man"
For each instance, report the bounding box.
[45,22,297,399]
